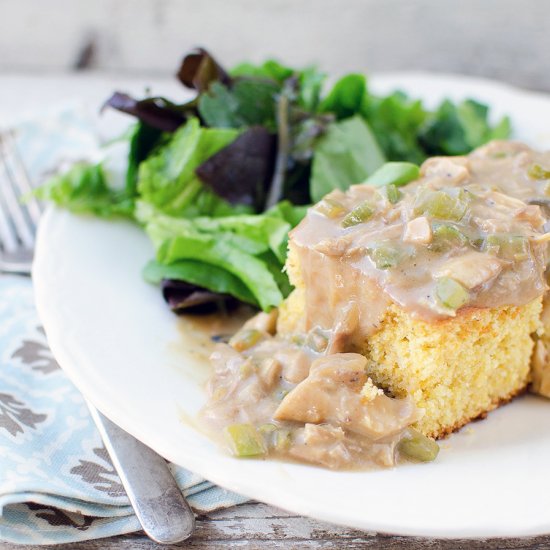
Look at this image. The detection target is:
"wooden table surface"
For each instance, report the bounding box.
[2,502,550,549]
[3,75,550,549]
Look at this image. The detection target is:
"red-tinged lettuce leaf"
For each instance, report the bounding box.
[161,279,239,313]
[104,92,190,132]
[195,126,276,209]
[137,118,241,217]
[177,48,231,92]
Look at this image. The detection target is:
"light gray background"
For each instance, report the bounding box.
[1,0,548,91]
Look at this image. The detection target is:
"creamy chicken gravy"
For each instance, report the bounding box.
[201,141,550,470]
[201,311,422,469]
[292,141,550,336]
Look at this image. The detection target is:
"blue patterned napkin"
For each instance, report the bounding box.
[0,111,248,544]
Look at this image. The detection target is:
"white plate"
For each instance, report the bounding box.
[33,73,550,538]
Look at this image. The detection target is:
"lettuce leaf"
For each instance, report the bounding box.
[177,48,231,92]
[36,163,134,218]
[103,92,190,133]
[230,60,325,112]
[136,201,302,310]
[143,259,257,306]
[195,126,276,209]
[296,66,326,112]
[137,118,245,217]
[230,59,295,82]
[320,74,368,120]
[125,122,165,195]
[158,234,282,310]
[362,91,428,164]
[310,115,386,202]
[198,80,280,130]
[419,99,511,156]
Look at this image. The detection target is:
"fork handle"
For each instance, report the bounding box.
[87,402,195,544]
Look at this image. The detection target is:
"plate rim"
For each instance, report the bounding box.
[33,71,550,539]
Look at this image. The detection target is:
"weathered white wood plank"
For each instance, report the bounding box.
[1,503,550,549]
[1,0,550,91]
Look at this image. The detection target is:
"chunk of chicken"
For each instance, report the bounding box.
[242,309,279,335]
[403,216,432,245]
[471,140,530,159]
[288,423,397,469]
[472,217,513,234]
[274,353,417,439]
[275,348,312,384]
[514,204,546,230]
[421,157,470,184]
[313,234,354,256]
[434,251,502,289]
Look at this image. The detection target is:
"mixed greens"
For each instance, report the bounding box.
[37,48,511,312]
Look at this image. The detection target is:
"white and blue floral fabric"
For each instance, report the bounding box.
[0,112,247,544]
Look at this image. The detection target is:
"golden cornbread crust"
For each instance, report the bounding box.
[531,295,550,398]
[279,242,543,439]
[434,383,528,439]
[362,300,541,439]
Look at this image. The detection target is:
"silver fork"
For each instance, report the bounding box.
[0,131,41,274]
[0,129,195,544]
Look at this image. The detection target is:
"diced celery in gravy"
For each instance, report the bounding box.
[528,164,550,180]
[385,184,403,204]
[485,235,530,261]
[435,277,470,309]
[430,224,468,251]
[398,428,439,462]
[341,201,375,227]
[316,198,347,218]
[368,245,403,269]
[414,189,468,221]
[225,424,266,457]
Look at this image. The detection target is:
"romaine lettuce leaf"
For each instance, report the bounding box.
[136,201,301,310]
[143,259,257,306]
[158,234,283,311]
[310,115,386,202]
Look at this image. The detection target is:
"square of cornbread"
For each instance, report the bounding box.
[278,247,543,439]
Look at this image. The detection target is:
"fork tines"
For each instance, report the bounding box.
[0,130,42,253]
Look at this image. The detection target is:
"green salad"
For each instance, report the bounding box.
[37,48,511,312]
